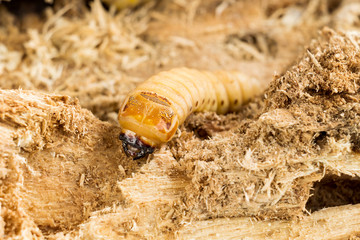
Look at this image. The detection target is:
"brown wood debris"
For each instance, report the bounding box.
[1,0,360,239]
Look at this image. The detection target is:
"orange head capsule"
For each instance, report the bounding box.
[118,91,179,159]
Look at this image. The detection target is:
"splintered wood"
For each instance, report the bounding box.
[169,28,360,224]
[2,0,360,239]
[177,204,360,239]
[0,90,137,238]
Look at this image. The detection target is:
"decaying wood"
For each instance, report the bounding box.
[79,150,188,239]
[2,0,360,239]
[177,203,360,239]
[2,52,360,238]
[0,89,136,238]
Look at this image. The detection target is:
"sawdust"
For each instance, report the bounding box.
[1,0,360,239]
[171,28,360,221]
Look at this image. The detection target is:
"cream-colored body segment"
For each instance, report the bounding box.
[158,68,261,122]
[118,67,262,149]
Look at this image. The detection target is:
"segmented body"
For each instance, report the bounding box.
[102,0,150,9]
[118,67,261,159]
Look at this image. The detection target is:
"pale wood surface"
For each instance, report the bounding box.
[177,204,360,240]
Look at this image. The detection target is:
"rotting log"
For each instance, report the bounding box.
[177,203,360,240]
[80,150,190,239]
[0,89,136,238]
[1,86,360,239]
[5,28,360,238]
[76,152,360,240]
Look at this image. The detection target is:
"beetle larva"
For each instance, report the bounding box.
[118,67,261,159]
[102,0,151,10]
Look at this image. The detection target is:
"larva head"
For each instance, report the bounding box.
[118,91,179,159]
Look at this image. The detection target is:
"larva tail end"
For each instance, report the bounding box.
[119,133,155,160]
